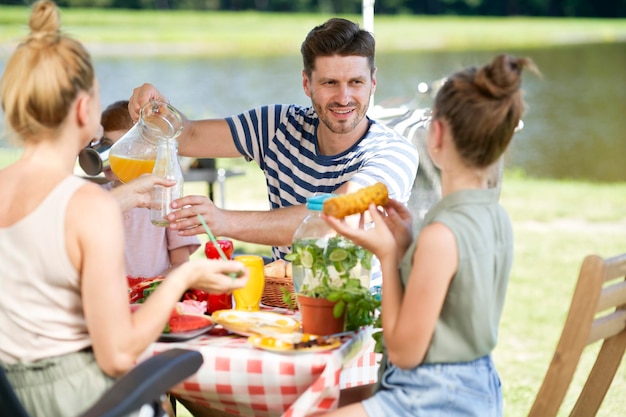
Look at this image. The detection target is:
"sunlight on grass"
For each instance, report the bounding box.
[2,8,626,57]
[495,173,626,417]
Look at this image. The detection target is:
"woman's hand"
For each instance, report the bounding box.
[110,174,175,212]
[175,259,248,294]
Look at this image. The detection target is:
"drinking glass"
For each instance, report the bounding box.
[233,255,265,311]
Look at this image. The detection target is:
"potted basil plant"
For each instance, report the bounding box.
[284,235,380,335]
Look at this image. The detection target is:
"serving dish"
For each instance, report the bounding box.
[211,309,300,336]
[248,333,342,354]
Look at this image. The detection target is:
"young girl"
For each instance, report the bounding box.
[324,54,539,416]
[0,2,247,416]
[100,100,201,277]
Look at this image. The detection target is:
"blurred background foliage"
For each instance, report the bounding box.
[0,0,624,18]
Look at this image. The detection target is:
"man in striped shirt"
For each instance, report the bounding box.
[129,18,419,288]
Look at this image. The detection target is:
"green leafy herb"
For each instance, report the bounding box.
[372,313,384,354]
[285,235,379,331]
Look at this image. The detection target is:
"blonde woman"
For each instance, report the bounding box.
[0,2,247,416]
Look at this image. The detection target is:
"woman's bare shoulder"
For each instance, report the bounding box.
[69,179,122,222]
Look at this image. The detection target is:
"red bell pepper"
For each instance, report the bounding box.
[204,239,235,313]
[183,289,210,303]
[204,239,234,260]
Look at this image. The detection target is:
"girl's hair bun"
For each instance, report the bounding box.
[476,54,539,100]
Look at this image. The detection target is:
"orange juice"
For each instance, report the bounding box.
[109,155,156,183]
[233,255,265,311]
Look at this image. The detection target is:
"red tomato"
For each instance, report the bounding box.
[204,239,234,260]
[128,277,165,303]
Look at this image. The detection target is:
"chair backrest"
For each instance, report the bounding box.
[1,348,203,417]
[0,367,30,417]
[527,253,626,417]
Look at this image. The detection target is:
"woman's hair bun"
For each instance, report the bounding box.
[28,0,61,40]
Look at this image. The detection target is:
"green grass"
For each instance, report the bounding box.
[1,7,626,57]
[495,173,626,416]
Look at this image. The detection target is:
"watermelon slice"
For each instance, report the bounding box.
[164,308,212,334]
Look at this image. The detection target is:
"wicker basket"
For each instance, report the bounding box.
[262,275,297,309]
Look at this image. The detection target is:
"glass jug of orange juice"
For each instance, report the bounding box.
[108,101,183,183]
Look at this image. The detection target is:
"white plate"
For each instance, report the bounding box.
[211,310,300,336]
[247,334,342,354]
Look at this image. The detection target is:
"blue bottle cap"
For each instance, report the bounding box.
[306,194,336,211]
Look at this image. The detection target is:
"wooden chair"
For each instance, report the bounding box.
[528,253,626,417]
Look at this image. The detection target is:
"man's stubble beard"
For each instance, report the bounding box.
[311,94,371,135]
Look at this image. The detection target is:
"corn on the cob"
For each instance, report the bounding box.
[322,182,389,219]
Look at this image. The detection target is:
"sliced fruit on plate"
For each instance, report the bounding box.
[164,308,212,334]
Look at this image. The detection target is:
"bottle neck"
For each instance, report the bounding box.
[156,137,178,149]
[153,138,182,177]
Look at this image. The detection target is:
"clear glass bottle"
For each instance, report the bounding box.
[289,194,373,294]
[150,137,184,227]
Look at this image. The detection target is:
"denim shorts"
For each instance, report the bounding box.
[362,355,503,417]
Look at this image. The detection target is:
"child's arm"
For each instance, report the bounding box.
[163,232,201,275]
[382,222,458,369]
[162,246,196,274]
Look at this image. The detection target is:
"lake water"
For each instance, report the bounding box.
[1,42,624,182]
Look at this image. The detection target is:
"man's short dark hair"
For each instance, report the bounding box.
[301,18,376,77]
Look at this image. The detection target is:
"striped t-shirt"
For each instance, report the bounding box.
[226,104,419,286]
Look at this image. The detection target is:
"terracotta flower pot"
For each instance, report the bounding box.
[297,294,346,336]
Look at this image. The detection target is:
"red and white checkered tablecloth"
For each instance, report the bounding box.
[139,326,381,417]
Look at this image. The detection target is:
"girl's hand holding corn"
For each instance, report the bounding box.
[322,182,389,219]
